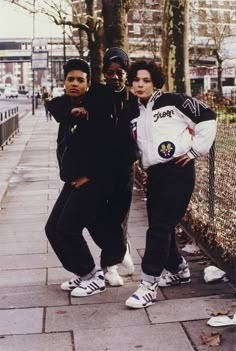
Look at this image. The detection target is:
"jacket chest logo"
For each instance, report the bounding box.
[153,109,174,122]
[158,141,175,159]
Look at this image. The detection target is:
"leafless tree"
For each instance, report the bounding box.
[190,0,236,94]
[162,0,191,94]
[123,0,163,60]
[8,0,134,82]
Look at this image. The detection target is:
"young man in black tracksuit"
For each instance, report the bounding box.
[59,48,138,290]
[45,58,124,297]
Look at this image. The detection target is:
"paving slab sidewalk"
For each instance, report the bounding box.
[0,108,235,351]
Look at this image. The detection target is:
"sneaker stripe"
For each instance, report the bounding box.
[147,292,153,301]
[126,282,157,308]
[87,282,99,291]
[143,293,152,303]
[159,273,191,286]
[170,275,180,283]
[71,271,106,297]
[70,278,81,286]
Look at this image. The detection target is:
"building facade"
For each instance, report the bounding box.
[0,0,235,93]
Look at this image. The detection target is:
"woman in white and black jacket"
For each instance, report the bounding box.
[116,60,217,309]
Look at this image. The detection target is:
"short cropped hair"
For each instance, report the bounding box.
[127,60,165,89]
[63,58,91,82]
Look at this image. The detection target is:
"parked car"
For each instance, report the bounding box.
[4,88,19,98]
[52,87,64,98]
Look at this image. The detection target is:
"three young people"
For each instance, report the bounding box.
[45,52,217,309]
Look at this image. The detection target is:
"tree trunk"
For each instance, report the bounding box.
[84,0,131,82]
[216,53,223,95]
[162,0,191,95]
[102,0,129,50]
[183,1,191,95]
[85,0,105,83]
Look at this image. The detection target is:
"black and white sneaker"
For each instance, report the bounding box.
[60,276,82,291]
[71,270,106,297]
[158,258,191,287]
[125,281,158,309]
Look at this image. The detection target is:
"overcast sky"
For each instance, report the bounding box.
[0,1,62,39]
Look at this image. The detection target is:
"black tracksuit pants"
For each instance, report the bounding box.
[45,177,115,277]
[141,159,195,279]
[88,165,134,268]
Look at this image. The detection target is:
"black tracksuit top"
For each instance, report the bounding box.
[48,85,137,182]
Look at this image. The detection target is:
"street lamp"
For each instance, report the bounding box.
[63,18,66,64]
[32,0,36,115]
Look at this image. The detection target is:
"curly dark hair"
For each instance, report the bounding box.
[127,60,165,89]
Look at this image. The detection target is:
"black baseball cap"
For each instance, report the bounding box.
[103,47,129,72]
[63,58,91,82]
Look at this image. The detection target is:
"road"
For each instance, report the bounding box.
[0,94,38,118]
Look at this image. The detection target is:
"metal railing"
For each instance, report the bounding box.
[182,118,236,282]
[0,107,19,150]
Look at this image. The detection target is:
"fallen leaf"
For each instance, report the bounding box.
[209,308,230,316]
[202,332,221,346]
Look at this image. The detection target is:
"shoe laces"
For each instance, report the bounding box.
[78,279,88,289]
[138,281,156,292]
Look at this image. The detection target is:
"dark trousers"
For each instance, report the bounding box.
[88,165,134,268]
[44,104,51,120]
[142,160,195,278]
[45,177,114,277]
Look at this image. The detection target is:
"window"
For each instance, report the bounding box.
[145,10,153,21]
[133,24,141,35]
[133,10,140,21]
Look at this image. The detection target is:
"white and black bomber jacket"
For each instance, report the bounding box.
[117,90,217,170]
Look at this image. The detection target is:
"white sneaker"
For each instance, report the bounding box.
[60,276,82,291]
[121,241,135,275]
[125,281,158,309]
[71,270,106,297]
[105,265,124,286]
[158,258,191,287]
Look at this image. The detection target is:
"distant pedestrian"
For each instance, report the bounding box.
[35,92,41,108]
[116,60,217,309]
[42,88,51,121]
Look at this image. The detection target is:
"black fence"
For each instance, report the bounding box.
[0,107,19,150]
[182,116,236,282]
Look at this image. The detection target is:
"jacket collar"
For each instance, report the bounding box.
[138,89,162,107]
